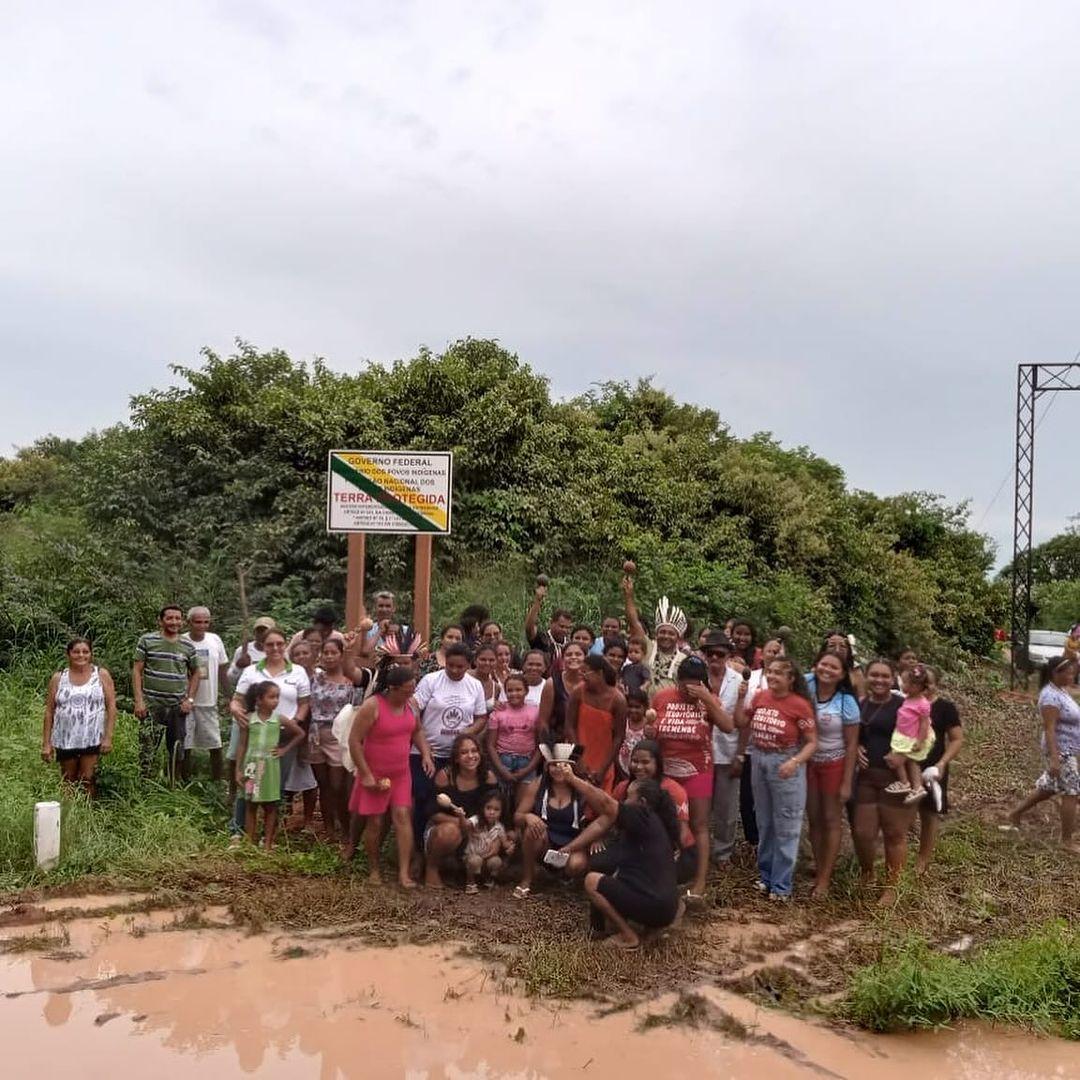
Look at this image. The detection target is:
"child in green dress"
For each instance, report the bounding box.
[235,681,305,849]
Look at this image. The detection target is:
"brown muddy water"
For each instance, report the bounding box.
[1,897,1076,1079]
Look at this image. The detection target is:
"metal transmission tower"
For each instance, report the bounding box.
[1010,363,1080,686]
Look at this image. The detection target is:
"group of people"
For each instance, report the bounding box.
[38,571,1072,944]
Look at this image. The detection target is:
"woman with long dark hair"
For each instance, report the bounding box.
[852,658,917,906]
[346,664,431,887]
[546,641,585,738]
[423,733,498,888]
[566,765,681,949]
[1002,654,1079,852]
[566,654,626,792]
[42,638,117,798]
[729,619,762,670]
[607,739,697,884]
[804,647,860,898]
[513,746,612,899]
[736,657,817,900]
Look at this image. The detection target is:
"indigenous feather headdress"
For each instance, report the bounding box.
[376,629,425,659]
[654,596,687,637]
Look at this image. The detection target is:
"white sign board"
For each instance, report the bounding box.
[327,450,453,535]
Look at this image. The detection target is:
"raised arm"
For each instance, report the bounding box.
[524,581,546,645]
[558,763,620,821]
[621,575,646,642]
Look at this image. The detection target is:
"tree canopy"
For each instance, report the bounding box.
[0,339,1004,674]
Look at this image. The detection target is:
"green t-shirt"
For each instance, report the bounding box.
[135,632,198,705]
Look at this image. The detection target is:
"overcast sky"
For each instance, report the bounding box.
[3,1,1080,564]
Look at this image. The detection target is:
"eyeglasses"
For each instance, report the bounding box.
[705,650,728,658]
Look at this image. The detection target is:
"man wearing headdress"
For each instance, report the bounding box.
[621,575,690,693]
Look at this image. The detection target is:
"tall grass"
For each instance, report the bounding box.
[0,673,224,892]
[844,923,1080,1038]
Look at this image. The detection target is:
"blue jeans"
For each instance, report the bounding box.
[410,753,450,846]
[498,752,534,779]
[751,749,807,897]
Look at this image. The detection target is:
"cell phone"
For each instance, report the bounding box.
[543,849,570,869]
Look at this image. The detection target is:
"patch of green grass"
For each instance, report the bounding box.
[0,674,229,892]
[842,922,1080,1038]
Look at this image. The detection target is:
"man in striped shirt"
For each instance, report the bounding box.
[133,604,201,783]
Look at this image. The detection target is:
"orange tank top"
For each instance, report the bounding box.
[578,700,616,792]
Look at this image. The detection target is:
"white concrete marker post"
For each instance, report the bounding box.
[34,801,61,870]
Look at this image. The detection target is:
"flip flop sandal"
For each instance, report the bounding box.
[903,789,927,804]
[997,823,1020,832]
[684,890,706,905]
[512,885,532,900]
[465,883,479,895]
[884,781,911,795]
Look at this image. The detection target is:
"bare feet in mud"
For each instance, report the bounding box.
[340,841,355,863]
[877,887,898,908]
[424,868,444,889]
[398,877,418,890]
[367,868,383,886]
[809,883,830,901]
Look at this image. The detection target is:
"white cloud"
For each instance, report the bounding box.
[2,0,1080,563]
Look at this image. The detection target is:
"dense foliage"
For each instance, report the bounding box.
[998,528,1080,630]
[0,339,1004,682]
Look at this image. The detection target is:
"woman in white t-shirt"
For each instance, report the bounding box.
[230,629,311,837]
[410,643,489,842]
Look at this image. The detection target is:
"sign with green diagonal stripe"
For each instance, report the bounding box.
[326,451,452,534]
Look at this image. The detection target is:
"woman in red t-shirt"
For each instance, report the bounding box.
[648,656,732,902]
[736,658,817,900]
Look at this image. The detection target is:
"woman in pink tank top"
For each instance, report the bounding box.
[347,666,434,886]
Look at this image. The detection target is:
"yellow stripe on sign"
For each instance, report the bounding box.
[340,453,449,531]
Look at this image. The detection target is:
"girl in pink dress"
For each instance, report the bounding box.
[347,666,434,886]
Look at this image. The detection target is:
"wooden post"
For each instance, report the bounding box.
[345,533,366,629]
[413,534,433,644]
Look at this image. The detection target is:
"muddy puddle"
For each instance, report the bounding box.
[1,900,1075,1079]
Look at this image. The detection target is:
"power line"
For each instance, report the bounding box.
[976,390,1059,530]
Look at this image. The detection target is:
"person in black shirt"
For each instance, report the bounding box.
[852,658,917,907]
[524,579,574,665]
[553,762,681,949]
[915,667,964,873]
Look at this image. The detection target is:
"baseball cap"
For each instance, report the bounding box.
[253,616,277,630]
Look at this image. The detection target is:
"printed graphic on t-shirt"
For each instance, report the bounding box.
[656,701,705,738]
[440,705,466,737]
